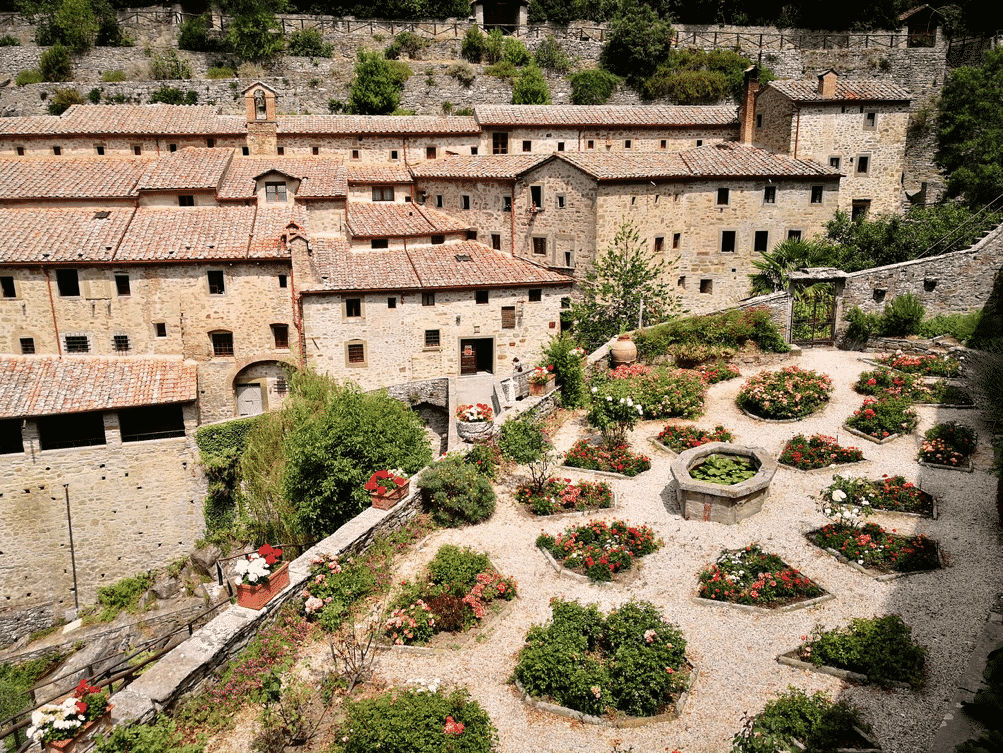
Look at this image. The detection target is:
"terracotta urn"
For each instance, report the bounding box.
[610,334,638,367]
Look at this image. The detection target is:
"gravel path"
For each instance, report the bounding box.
[367,348,1002,753]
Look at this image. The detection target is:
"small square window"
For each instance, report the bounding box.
[391,149,399,160]
[677,276,686,289]
[422,292,435,306]
[346,298,362,317]
[387,296,397,308]
[207,271,225,295]
[431,235,445,245]
[113,334,130,352]
[242,146,250,156]
[717,187,729,206]
[19,337,35,354]
[16,146,24,156]
[212,331,234,356]
[272,324,289,349]
[56,269,79,297]
[788,229,802,240]
[424,329,440,348]
[1,276,15,298]
[557,141,565,152]
[347,342,365,363]
[435,195,443,208]
[53,146,62,156]
[587,140,595,150]
[115,274,130,295]
[522,140,532,152]
[461,195,470,210]
[371,239,389,249]
[660,139,667,149]
[654,236,664,253]
[624,139,632,149]
[699,279,713,294]
[491,234,501,250]
[132,145,141,156]
[763,186,776,204]
[168,143,177,153]
[721,230,736,253]
[278,274,287,288]
[178,195,195,206]
[95,145,105,155]
[155,322,167,338]
[857,155,870,174]
[503,196,512,212]
[696,139,703,146]
[352,149,360,160]
[277,146,284,155]
[312,146,319,155]
[528,288,542,302]
[864,111,876,129]
[829,156,841,169]
[811,185,824,204]
[426,146,436,159]
[207,138,215,148]
[754,230,769,252]
[501,305,516,329]
[672,233,680,249]
[470,146,478,155]
[556,195,565,209]
[475,290,489,304]
[265,182,288,203]
[65,335,89,353]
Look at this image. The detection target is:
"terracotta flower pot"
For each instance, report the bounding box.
[371,478,410,510]
[236,562,290,611]
[43,706,113,753]
[529,375,556,396]
[611,334,637,367]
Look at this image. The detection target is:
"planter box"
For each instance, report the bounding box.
[456,419,493,443]
[44,706,113,753]
[842,423,903,445]
[529,376,556,396]
[370,479,410,510]
[236,562,290,611]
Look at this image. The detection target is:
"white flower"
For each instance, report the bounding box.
[591,386,598,393]
[626,398,633,407]
[606,396,612,402]
[831,489,847,502]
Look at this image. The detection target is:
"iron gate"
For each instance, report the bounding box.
[790,284,837,346]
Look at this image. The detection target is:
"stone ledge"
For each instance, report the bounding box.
[777,650,914,690]
[842,424,905,445]
[690,592,835,615]
[814,542,945,582]
[917,458,974,473]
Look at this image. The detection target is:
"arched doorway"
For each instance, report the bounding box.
[232,361,294,417]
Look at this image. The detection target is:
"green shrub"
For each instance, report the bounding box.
[515,598,687,717]
[177,13,220,53]
[0,34,21,46]
[484,28,505,64]
[499,416,548,465]
[47,87,83,115]
[460,26,484,63]
[880,293,925,336]
[39,43,72,82]
[569,68,619,104]
[512,64,550,105]
[196,415,261,459]
[384,30,427,60]
[843,305,880,344]
[644,66,728,102]
[446,61,475,87]
[87,87,101,103]
[427,545,491,595]
[206,66,236,79]
[16,68,45,86]
[542,333,587,407]
[918,310,983,342]
[95,721,201,753]
[633,307,789,361]
[483,60,518,80]
[418,454,496,527]
[503,37,530,66]
[149,49,194,81]
[95,573,153,622]
[149,86,197,105]
[333,687,497,753]
[462,442,500,480]
[801,614,926,688]
[533,35,570,72]
[100,69,126,82]
[287,27,333,57]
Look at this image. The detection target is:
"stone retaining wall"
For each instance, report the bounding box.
[0,602,53,650]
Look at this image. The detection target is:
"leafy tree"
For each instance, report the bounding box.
[219,0,286,61]
[178,13,222,53]
[747,237,835,297]
[484,28,504,64]
[348,50,409,114]
[643,48,774,103]
[937,48,1003,207]
[38,41,72,81]
[533,35,570,73]
[599,0,673,88]
[503,37,530,66]
[460,25,484,63]
[570,220,681,350]
[569,68,619,104]
[512,63,550,105]
[53,0,95,51]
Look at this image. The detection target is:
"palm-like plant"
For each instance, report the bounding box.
[747,237,835,298]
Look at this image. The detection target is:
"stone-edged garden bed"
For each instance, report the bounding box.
[536,519,660,585]
[841,423,905,445]
[377,598,518,655]
[776,459,867,475]
[810,538,946,582]
[776,650,914,691]
[739,406,819,424]
[514,486,620,520]
[691,592,835,615]
[917,458,974,473]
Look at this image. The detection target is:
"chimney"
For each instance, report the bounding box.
[739,65,760,145]
[817,69,837,98]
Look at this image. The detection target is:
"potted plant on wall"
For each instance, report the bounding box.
[528,365,556,396]
[233,544,288,610]
[365,469,411,510]
[455,403,494,443]
[28,679,112,753]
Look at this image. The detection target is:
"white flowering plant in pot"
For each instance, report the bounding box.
[27,680,109,744]
[233,543,284,585]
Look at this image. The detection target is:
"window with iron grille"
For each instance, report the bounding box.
[347,342,365,363]
[113,335,130,352]
[19,337,35,354]
[276,378,289,394]
[272,324,289,349]
[212,331,234,357]
[501,306,516,329]
[65,335,89,353]
[425,329,440,348]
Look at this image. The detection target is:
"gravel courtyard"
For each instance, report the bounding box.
[361,347,1002,753]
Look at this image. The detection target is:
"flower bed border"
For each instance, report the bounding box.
[516,488,620,520]
[690,591,835,615]
[648,437,679,457]
[776,459,866,475]
[861,357,962,381]
[811,540,945,582]
[512,659,698,728]
[911,401,974,410]
[776,649,913,691]
[739,405,827,424]
[556,464,644,480]
[376,598,518,655]
[841,424,904,445]
[536,543,643,586]
[917,458,974,473]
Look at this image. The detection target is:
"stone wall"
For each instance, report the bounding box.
[0,602,53,649]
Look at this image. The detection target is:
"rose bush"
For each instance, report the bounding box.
[736,366,833,420]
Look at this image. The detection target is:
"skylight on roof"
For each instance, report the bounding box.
[94,211,110,219]
[455,254,472,262]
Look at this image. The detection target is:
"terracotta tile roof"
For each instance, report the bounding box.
[473,104,739,127]
[217,156,347,199]
[0,356,197,418]
[115,205,302,261]
[346,164,413,184]
[0,207,133,263]
[0,156,151,200]
[768,80,911,102]
[557,142,839,180]
[0,105,245,136]
[306,239,571,293]
[409,154,551,179]
[137,148,234,191]
[277,115,480,135]
[346,203,469,238]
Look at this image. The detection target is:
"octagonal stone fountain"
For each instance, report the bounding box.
[670,442,777,524]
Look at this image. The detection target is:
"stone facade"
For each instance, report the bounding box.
[477,126,731,156]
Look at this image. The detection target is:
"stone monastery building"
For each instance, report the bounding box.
[0,71,911,613]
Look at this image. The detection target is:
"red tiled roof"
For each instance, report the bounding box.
[0,207,133,263]
[137,148,234,191]
[557,143,839,180]
[409,154,551,179]
[115,205,300,261]
[767,80,911,102]
[0,156,151,200]
[217,157,347,199]
[473,104,739,127]
[307,239,571,293]
[277,115,480,135]
[0,356,197,418]
[346,164,413,184]
[0,105,246,136]
[346,203,469,238]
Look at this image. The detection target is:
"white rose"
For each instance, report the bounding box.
[831,489,847,502]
